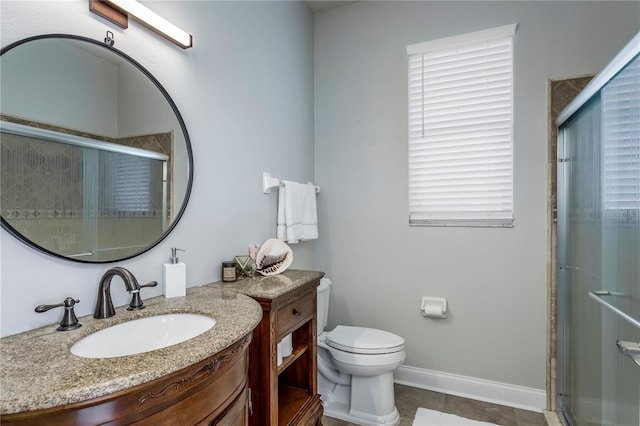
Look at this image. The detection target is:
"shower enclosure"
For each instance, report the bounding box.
[556,34,640,426]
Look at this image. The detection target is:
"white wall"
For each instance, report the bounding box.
[314,0,639,396]
[1,40,119,137]
[0,0,315,337]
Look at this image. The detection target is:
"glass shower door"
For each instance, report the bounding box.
[557,53,640,426]
[598,52,640,426]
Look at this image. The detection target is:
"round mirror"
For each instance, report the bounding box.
[0,34,193,263]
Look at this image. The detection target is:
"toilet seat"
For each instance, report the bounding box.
[325,325,404,355]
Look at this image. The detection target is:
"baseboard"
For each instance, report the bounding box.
[394,365,546,413]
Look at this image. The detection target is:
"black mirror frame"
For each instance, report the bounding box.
[0,34,194,264]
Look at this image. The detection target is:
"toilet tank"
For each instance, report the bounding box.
[317,277,332,334]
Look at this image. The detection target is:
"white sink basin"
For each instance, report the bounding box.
[71,313,216,358]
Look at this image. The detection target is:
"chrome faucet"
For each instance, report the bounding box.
[94,267,158,319]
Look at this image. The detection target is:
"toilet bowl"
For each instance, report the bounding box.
[317,278,405,426]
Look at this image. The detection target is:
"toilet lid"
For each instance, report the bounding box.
[325,325,405,355]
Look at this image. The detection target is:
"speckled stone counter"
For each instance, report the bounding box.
[230,269,324,300]
[0,282,263,415]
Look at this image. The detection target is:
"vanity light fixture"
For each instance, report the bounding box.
[89,0,193,49]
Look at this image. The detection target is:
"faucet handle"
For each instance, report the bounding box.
[35,297,82,331]
[140,281,159,289]
[128,281,158,311]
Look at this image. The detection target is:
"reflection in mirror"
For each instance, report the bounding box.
[0,35,193,262]
[1,121,170,260]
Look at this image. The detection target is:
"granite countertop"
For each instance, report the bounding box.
[0,282,263,415]
[231,269,324,300]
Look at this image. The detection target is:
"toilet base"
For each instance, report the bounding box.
[319,372,400,426]
[322,397,401,426]
[322,402,400,426]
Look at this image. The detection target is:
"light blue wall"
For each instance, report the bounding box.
[0,0,315,336]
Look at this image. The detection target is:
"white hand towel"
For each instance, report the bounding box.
[276,180,318,244]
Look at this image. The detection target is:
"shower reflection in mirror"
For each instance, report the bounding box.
[1,120,172,261]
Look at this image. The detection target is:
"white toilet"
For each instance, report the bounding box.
[317,277,406,426]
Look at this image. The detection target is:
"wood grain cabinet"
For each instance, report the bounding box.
[247,277,323,426]
[1,334,252,426]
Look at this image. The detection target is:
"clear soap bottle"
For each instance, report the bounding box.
[163,248,186,298]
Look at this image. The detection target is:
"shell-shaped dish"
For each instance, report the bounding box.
[256,238,293,276]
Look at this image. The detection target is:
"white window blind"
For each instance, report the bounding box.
[114,155,153,212]
[602,53,640,212]
[101,152,163,215]
[406,24,517,227]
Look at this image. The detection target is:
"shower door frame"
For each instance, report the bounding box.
[546,74,593,415]
[555,32,640,426]
[556,126,572,424]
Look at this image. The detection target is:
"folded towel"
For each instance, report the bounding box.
[277,180,318,244]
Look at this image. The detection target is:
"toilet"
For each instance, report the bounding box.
[317,277,405,426]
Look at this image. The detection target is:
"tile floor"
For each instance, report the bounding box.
[321,384,548,426]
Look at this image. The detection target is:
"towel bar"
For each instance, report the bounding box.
[262,172,320,194]
[589,291,640,330]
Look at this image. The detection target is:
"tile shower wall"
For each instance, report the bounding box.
[1,131,85,255]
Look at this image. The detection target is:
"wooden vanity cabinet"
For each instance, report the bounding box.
[247,278,323,426]
[1,334,252,426]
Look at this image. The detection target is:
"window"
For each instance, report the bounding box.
[602,53,640,214]
[406,24,517,227]
[100,151,166,217]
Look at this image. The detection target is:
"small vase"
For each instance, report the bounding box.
[234,255,256,278]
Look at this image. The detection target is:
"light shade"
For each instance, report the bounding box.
[90,0,193,49]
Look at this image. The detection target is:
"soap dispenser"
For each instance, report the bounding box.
[163,248,186,298]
